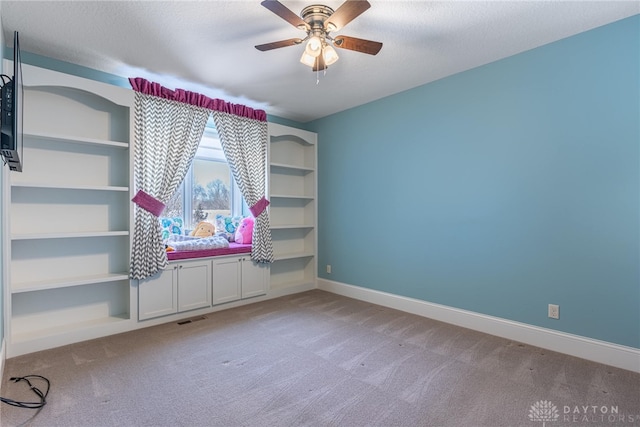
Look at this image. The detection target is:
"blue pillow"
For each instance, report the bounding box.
[215,214,244,242]
[160,217,184,241]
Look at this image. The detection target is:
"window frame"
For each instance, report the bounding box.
[167,122,245,231]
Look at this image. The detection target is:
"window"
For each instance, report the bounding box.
[163,121,245,230]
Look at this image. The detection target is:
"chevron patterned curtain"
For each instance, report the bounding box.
[211,111,274,263]
[130,92,209,279]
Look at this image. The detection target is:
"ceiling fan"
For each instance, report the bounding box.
[255,0,383,71]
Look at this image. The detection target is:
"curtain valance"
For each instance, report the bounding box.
[129,77,267,121]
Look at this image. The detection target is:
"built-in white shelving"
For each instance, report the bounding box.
[11,231,130,240]
[12,183,129,191]
[270,163,315,173]
[12,273,131,294]
[2,64,134,357]
[24,131,129,148]
[274,252,315,261]
[270,224,315,230]
[267,123,317,291]
[270,194,315,200]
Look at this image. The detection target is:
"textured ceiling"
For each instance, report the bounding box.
[1,1,638,122]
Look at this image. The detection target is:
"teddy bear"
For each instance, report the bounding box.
[234,217,254,244]
[190,221,216,238]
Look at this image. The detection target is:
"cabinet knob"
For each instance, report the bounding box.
[179,265,183,269]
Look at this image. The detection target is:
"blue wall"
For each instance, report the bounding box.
[308,15,640,348]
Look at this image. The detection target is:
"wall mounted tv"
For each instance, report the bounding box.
[1,31,23,172]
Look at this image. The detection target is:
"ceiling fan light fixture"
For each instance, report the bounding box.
[323,44,339,66]
[300,51,317,67]
[256,0,381,73]
[305,35,323,57]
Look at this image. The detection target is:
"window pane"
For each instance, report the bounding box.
[191,158,232,225]
[159,122,243,234]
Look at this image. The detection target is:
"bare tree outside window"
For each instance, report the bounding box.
[191,158,232,223]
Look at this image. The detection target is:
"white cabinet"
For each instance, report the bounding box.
[177,261,212,312]
[267,123,317,291]
[2,64,134,357]
[212,255,268,305]
[211,257,241,304]
[138,266,177,320]
[138,260,212,321]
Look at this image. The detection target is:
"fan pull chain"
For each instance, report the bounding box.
[314,65,328,85]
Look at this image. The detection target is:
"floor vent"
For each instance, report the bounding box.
[177,316,208,325]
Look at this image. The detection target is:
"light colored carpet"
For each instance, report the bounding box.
[1,290,639,426]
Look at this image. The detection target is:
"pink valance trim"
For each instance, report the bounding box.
[129,77,267,122]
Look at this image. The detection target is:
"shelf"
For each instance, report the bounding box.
[270,162,315,173]
[12,231,129,240]
[274,252,315,261]
[10,280,131,342]
[12,273,130,294]
[11,182,129,192]
[269,278,316,290]
[270,194,314,200]
[268,262,315,288]
[25,131,129,148]
[270,224,315,230]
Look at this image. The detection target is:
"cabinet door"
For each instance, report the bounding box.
[177,261,212,312]
[241,257,268,299]
[138,266,178,320]
[212,257,241,305]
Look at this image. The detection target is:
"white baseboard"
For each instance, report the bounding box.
[317,278,640,373]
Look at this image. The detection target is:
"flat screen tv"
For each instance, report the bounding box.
[1,31,23,172]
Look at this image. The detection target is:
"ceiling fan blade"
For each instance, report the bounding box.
[255,38,303,52]
[325,0,371,32]
[312,53,327,72]
[260,0,309,30]
[333,35,382,55]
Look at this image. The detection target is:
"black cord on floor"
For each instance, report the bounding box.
[0,375,50,409]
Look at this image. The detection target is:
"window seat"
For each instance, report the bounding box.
[167,243,252,261]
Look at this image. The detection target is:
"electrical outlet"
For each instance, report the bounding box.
[548,304,560,319]
[326,264,331,274]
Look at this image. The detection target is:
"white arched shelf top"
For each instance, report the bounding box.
[267,122,316,146]
[22,63,132,107]
[20,64,133,145]
[268,123,316,171]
